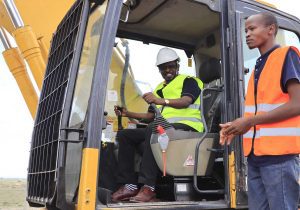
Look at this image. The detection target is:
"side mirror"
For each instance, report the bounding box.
[120,0,137,22]
[120,4,130,22]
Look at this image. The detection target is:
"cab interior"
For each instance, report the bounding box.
[98,0,227,206]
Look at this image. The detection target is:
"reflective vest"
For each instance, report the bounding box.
[153,74,204,132]
[243,46,300,156]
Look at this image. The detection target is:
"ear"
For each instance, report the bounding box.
[268,24,276,36]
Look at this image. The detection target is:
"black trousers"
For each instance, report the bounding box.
[116,122,195,186]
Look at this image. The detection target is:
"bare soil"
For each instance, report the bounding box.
[0,178,33,210]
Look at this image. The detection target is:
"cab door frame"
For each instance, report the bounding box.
[227,0,300,208]
[77,0,123,209]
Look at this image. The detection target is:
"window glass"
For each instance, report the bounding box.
[69,2,107,127]
[123,40,196,91]
[101,39,197,141]
[103,39,197,121]
[65,2,108,203]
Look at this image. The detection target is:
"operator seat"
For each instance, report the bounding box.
[199,58,221,133]
[150,58,222,177]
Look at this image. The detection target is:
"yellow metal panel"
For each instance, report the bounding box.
[255,0,276,8]
[13,26,45,89]
[14,0,75,48]
[2,47,38,118]
[0,0,74,48]
[78,148,99,210]
[228,152,236,208]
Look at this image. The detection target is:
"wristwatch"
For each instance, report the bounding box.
[164,99,170,106]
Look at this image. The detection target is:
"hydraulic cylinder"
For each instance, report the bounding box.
[12,25,46,89]
[2,47,38,118]
[37,36,49,63]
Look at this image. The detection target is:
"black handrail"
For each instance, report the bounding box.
[193,85,225,194]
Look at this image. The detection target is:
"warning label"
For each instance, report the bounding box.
[183,155,195,167]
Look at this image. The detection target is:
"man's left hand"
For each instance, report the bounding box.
[223,117,253,136]
[143,92,164,105]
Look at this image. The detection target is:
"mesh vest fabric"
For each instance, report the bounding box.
[153,74,204,132]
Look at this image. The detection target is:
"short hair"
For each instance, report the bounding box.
[258,12,278,36]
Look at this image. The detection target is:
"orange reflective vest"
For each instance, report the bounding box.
[243,46,300,156]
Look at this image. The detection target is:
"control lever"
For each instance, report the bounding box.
[115,106,124,130]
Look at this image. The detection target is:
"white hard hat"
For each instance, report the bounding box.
[156,47,180,66]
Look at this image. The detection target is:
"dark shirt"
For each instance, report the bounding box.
[248,45,300,167]
[148,76,201,113]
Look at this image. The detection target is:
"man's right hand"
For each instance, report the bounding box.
[219,122,235,145]
[114,106,127,117]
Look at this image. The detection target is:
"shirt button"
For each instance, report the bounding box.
[255,69,258,72]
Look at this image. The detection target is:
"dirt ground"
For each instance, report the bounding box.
[0,178,34,210]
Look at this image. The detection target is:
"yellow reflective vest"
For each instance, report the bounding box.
[153,74,204,132]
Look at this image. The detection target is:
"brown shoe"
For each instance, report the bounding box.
[111,186,139,202]
[129,186,156,203]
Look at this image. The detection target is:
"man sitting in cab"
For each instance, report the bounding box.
[112,47,204,202]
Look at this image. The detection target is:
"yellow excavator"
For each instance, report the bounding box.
[1,0,299,210]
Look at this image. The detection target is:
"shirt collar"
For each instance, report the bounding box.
[256,45,280,64]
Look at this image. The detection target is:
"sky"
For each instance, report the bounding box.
[0,0,299,178]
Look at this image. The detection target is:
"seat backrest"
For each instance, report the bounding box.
[198,58,221,133]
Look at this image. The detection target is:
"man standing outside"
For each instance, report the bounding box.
[112,47,204,202]
[220,13,300,209]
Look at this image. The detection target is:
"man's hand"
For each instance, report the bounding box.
[219,122,235,145]
[219,117,253,145]
[223,117,253,136]
[143,92,165,105]
[114,106,128,117]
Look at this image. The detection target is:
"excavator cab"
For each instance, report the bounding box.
[26,0,300,209]
[99,0,227,206]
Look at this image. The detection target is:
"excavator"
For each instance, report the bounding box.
[0,0,299,210]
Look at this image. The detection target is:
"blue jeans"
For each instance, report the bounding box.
[248,156,300,210]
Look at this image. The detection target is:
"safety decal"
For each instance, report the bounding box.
[183,155,194,167]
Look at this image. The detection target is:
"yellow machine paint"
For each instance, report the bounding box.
[228,152,237,208]
[255,0,276,8]
[0,0,75,117]
[78,148,99,210]
[12,26,45,89]
[2,47,38,118]
[0,0,75,48]
[37,36,49,63]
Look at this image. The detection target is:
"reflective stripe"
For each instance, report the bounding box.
[243,130,260,138]
[159,104,200,111]
[244,106,256,113]
[260,128,300,136]
[245,103,284,113]
[188,104,200,110]
[244,127,300,138]
[167,117,202,123]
